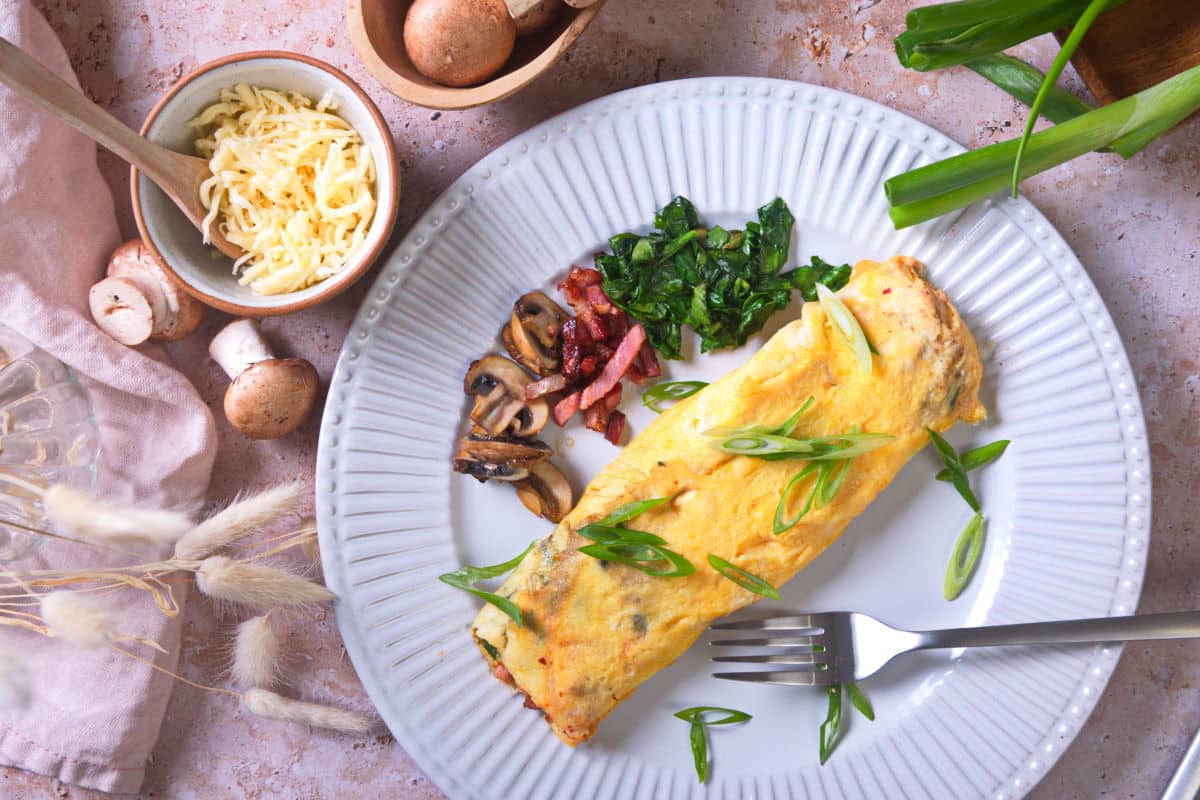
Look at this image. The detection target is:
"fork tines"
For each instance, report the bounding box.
[709,615,822,632]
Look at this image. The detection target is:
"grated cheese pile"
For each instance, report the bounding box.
[190,84,377,295]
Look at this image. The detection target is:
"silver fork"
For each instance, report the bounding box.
[709,610,1200,685]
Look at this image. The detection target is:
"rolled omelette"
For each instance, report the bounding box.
[473,255,985,745]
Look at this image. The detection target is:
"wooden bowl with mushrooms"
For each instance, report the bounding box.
[348,0,605,110]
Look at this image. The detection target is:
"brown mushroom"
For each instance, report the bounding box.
[209,319,320,440]
[403,0,516,88]
[89,240,204,346]
[502,291,566,376]
[513,0,562,36]
[464,355,548,437]
[513,460,573,522]
[452,458,530,483]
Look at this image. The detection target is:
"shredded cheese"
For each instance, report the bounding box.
[190,84,377,295]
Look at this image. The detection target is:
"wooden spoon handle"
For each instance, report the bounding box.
[0,36,181,185]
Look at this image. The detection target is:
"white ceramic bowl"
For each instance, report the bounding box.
[132,52,400,316]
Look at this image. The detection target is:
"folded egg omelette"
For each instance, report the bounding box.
[473,255,985,745]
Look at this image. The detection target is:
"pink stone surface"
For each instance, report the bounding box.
[6,0,1198,797]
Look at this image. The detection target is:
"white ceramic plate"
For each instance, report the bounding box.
[316,78,1150,800]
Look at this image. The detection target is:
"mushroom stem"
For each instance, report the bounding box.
[210,319,274,377]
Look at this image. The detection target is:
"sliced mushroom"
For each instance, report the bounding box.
[464,355,549,437]
[452,458,530,483]
[89,240,204,345]
[513,460,573,522]
[503,292,567,376]
[459,432,551,467]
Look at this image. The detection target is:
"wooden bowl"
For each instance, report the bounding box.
[1064,1,1200,103]
[348,0,605,110]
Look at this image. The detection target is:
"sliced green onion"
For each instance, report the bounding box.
[1011,0,1110,196]
[707,554,781,600]
[966,54,1094,125]
[886,63,1200,228]
[927,428,980,512]
[935,438,1010,481]
[438,541,536,626]
[944,511,986,600]
[578,541,696,577]
[577,524,667,546]
[643,381,709,413]
[593,496,674,527]
[818,685,843,765]
[713,431,893,461]
[818,458,853,507]
[816,284,872,373]
[774,463,821,534]
[689,721,707,783]
[674,706,753,725]
[846,683,875,721]
[675,706,750,784]
[775,396,816,437]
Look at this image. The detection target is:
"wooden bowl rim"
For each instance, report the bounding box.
[131,50,401,317]
[347,0,605,110]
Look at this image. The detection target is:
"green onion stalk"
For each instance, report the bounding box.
[886,62,1200,228]
[895,0,1129,72]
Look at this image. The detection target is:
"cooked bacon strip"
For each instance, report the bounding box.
[638,342,662,378]
[554,391,581,426]
[604,410,626,444]
[526,374,567,400]
[584,402,609,433]
[585,284,612,314]
[603,383,622,411]
[579,325,646,410]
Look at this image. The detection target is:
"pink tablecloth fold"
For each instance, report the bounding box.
[0,2,216,793]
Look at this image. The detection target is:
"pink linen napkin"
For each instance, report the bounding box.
[0,1,217,793]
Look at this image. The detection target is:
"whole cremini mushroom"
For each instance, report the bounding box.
[209,319,320,440]
[89,240,204,346]
[404,0,517,88]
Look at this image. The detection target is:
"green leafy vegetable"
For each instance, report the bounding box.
[707,554,781,600]
[675,706,751,783]
[894,0,1129,73]
[438,542,536,626]
[642,380,709,413]
[846,683,875,721]
[596,196,851,359]
[966,54,1095,125]
[816,284,872,373]
[478,639,501,660]
[926,428,980,511]
[885,62,1200,227]
[935,438,1009,481]
[818,685,843,764]
[578,541,695,577]
[944,511,986,600]
[1010,0,1110,196]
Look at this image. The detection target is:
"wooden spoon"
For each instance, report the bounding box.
[0,36,243,260]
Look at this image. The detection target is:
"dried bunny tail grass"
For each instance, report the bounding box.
[233,614,278,690]
[298,518,321,567]
[0,644,31,710]
[196,557,333,610]
[174,484,302,561]
[242,689,378,735]
[39,590,117,648]
[45,485,192,548]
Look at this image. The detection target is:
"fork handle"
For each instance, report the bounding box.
[916,611,1200,651]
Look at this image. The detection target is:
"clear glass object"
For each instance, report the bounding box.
[0,327,99,560]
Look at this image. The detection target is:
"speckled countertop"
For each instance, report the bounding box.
[5,1,1198,797]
